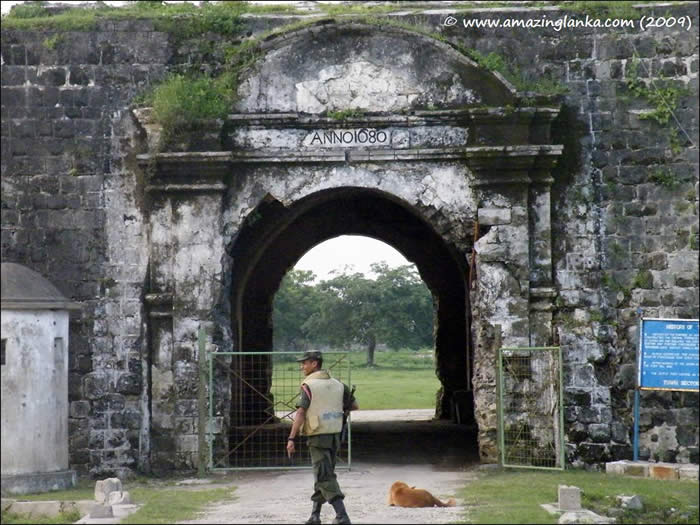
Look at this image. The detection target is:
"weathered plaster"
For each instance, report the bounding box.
[1,310,70,475]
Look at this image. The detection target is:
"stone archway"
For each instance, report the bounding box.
[228,187,473,427]
[136,19,563,469]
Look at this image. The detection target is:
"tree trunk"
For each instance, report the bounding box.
[366,333,376,366]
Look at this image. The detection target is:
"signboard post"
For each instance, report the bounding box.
[633,318,699,460]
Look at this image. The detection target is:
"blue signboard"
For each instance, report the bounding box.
[638,318,699,391]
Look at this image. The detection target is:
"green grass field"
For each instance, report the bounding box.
[1,478,236,525]
[271,349,440,410]
[459,468,699,524]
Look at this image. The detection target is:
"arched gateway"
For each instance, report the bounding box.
[137,21,563,470]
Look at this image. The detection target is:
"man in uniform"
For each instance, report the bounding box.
[286,351,358,525]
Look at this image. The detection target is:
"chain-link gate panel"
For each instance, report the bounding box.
[498,346,565,469]
[208,351,352,471]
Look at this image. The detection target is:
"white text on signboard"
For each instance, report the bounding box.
[303,129,390,147]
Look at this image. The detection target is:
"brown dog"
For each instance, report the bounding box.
[387,481,456,507]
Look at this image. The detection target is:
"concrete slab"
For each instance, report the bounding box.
[0,470,77,496]
[0,499,93,518]
[2,498,141,524]
[650,463,680,480]
[88,504,113,518]
[605,460,699,480]
[604,460,626,475]
[557,509,616,524]
[624,464,650,477]
[605,460,649,477]
[542,502,615,523]
[75,503,141,524]
[679,465,699,481]
[541,503,562,515]
[76,518,121,525]
[113,504,140,518]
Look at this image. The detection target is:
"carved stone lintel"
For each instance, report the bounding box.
[465,145,563,187]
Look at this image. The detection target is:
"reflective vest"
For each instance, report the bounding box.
[301,370,344,436]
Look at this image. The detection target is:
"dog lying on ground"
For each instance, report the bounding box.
[387,481,456,507]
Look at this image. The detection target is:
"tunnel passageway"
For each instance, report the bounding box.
[349,411,479,469]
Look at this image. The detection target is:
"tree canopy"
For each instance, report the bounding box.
[272,263,433,365]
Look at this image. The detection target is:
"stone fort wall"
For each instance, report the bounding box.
[1,2,698,476]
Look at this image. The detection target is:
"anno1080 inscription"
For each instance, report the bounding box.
[303,128,391,147]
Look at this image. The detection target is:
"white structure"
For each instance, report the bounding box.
[1,262,79,495]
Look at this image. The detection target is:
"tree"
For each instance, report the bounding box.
[302,264,433,366]
[272,269,319,352]
[370,262,433,351]
[303,271,376,363]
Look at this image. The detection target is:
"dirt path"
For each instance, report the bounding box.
[178,462,477,524]
[179,410,482,524]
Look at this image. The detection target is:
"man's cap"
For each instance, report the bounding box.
[295,351,323,362]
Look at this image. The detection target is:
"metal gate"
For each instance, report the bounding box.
[497,346,565,469]
[208,350,352,471]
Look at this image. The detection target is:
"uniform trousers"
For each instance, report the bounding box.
[307,433,344,503]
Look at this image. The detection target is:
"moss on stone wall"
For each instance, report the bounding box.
[1,1,294,32]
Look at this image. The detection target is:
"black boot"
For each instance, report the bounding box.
[330,497,351,525]
[305,501,322,525]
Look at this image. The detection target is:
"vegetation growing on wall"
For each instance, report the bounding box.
[626,58,687,127]
[41,32,63,49]
[5,0,682,147]
[0,1,301,31]
[461,48,567,95]
[649,167,681,189]
[136,11,568,149]
[327,108,367,121]
[559,0,643,19]
[624,56,691,188]
[132,35,263,149]
[0,1,672,31]
[2,1,574,148]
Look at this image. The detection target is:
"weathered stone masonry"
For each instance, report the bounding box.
[1,3,698,477]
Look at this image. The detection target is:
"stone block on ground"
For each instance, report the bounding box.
[112,503,140,518]
[679,465,698,481]
[558,485,581,511]
[624,463,650,477]
[88,503,114,518]
[605,460,649,477]
[558,510,615,524]
[94,477,122,504]
[616,494,643,510]
[108,489,132,505]
[605,460,627,475]
[649,463,680,480]
[541,503,561,515]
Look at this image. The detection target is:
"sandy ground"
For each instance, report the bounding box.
[178,462,477,524]
[178,410,481,524]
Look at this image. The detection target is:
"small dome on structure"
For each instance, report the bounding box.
[1,262,79,310]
